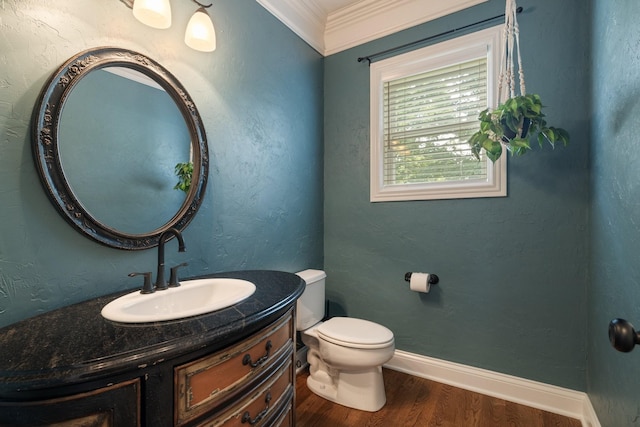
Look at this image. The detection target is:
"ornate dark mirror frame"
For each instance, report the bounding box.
[31,47,209,250]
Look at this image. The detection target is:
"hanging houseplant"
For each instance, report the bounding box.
[468,0,569,162]
[468,93,570,162]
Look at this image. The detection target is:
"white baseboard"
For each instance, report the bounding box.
[385,350,600,427]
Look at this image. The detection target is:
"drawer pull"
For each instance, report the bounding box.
[242,341,273,368]
[241,391,271,425]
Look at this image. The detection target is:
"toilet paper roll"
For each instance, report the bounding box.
[409,272,431,293]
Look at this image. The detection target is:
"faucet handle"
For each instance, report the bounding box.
[129,272,154,294]
[169,263,188,287]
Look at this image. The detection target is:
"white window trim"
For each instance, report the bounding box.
[370,25,506,202]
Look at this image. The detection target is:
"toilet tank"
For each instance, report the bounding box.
[295,269,326,331]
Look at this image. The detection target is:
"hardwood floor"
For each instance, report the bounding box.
[295,368,582,427]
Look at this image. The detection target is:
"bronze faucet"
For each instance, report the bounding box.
[155,228,186,291]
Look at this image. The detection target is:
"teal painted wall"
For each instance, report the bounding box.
[589,0,640,425]
[6,0,639,421]
[0,0,324,327]
[324,0,590,390]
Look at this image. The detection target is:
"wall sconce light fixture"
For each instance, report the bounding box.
[121,0,216,52]
[132,0,172,29]
[184,4,216,52]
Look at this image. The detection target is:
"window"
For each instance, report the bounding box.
[370,25,505,202]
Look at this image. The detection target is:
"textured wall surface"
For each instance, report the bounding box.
[324,0,590,390]
[589,0,640,425]
[0,0,324,327]
[10,0,640,419]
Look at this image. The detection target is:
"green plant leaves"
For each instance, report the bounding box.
[485,143,503,162]
[507,137,531,156]
[174,162,194,193]
[538,127,570,148]
[467,94,570,162]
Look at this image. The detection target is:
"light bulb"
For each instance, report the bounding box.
[133,0,172,29]
[184,7,216,52]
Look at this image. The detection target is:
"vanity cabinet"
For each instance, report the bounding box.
[176,312,294,426]
[0,311,294,427]
[0,271,304,427]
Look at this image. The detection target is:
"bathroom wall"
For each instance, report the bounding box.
[324,0,590,390]
[0,0,324,327]
[589,0,640,424]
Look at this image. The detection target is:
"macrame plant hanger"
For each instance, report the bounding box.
[498,0,526,105]
[468,0,569,161]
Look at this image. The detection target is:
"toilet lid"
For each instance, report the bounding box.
[316,317,394,349]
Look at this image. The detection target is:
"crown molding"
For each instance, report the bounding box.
[256,0,488,56]
[325,0,488,55]
[256,0,327,54]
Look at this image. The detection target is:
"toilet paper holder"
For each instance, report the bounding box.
[404,272,439,285]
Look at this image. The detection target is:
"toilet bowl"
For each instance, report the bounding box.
[296,269,395,412]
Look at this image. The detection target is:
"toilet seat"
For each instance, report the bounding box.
[316,317,394,349]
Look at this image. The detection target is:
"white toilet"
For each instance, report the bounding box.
[296,269,395,412]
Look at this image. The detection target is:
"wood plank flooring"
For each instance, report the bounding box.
[295,368,582,427]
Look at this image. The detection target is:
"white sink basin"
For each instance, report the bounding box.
[101,278,256,323]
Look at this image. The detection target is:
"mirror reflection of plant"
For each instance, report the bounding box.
[468,94,570,163]
[174,162,193,193]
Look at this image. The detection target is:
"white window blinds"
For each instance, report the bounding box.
[370,25,505,202]
[382,58,488,185]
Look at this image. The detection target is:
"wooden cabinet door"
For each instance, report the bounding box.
[0,378,140,427]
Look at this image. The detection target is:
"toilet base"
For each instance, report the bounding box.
[307,366,387,412]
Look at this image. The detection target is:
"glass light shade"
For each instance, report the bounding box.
[184,8,216,52]
[133,0,172,29]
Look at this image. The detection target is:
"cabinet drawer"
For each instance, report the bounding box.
[274,404,293,427]
[176,312,293,425]
[0,378,140,427]
[195,359,293,427]
[266,397,293,427]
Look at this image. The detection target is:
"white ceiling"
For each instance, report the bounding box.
[256,0,488,56]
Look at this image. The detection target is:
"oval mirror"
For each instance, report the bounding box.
[31,47,209,250]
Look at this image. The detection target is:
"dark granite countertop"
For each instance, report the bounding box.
[0,270,304,398]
